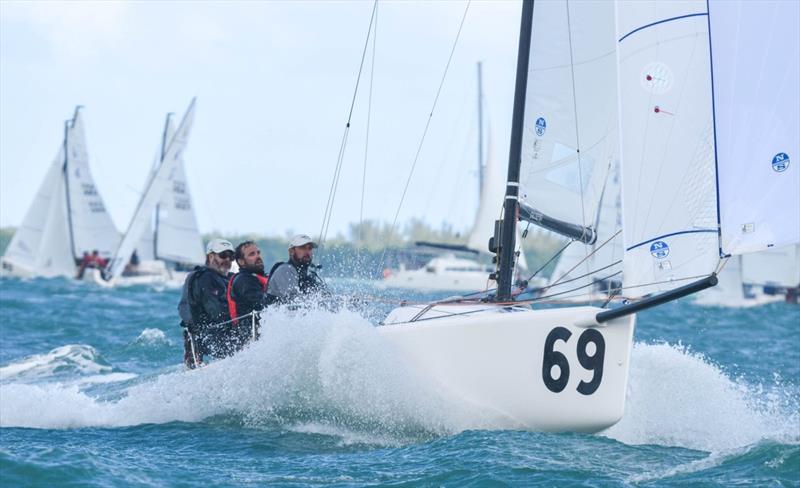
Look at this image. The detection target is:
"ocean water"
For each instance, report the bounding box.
[0,277,798,486]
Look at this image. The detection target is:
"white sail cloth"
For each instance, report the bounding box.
[615,0,800,297]
[135,115,205,266]
[65,110,120,260]
[106,99,197,280]
[519,0,618,234]
[2,109,118,278]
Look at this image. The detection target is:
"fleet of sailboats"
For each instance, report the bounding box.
[2,101,205,287]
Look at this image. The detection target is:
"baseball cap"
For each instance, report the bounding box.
[289,234,317,249]
[206,238,234,255]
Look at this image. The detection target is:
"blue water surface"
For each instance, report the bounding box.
[0,277,798,487]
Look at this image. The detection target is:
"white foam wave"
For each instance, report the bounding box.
[0,344,111,381]
[603,342,799,452]
[0,309,486,435]
[1,319,796,453]
[134,328,171,346]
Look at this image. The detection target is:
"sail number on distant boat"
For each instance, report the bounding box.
[542,327,605,395]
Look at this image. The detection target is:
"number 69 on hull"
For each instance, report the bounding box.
[378,304,636,433]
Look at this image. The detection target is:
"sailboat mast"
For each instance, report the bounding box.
[154,113,172,260]
[496,0,534,301]
[477,61,484,200]
[62,115,77,262]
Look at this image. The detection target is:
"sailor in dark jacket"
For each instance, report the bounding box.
[228,241,269,348]
[266,234,330,307]
[178,238,235,367]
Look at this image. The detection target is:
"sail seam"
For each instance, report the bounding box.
[618,12,708,43]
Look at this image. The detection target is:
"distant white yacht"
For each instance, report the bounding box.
[382,64,527,293]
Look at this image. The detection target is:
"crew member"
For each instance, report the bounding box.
[178,238,235,368]
[266,234,330,307]
[227,241,269,348]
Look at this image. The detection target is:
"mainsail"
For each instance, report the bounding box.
[64,108,120,261]
[615,0,800,297]
[518,0,619,244]
[105,99,197,281]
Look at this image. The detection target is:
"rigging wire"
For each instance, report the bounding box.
[359,1,379,256]
[318,0,379,248]
[564,0,592,302]
[379,0,472,269]
[541,229,622,292]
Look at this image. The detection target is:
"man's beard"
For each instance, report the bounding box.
[244,260,265,274]
[294,254,312,265]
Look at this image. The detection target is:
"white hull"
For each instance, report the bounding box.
[84,262,187,288]
[381,254,494,292]
[381,270,492,292]
[377,304,635,433]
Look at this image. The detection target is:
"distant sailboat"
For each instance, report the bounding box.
[88,99,201,287]
[382,63,527,292]
[1,108,119,278]
[742,244,800,303]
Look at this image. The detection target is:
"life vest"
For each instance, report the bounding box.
[226,272,269,326]
[178,267,205,327]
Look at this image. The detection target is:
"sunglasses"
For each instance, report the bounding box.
[217,252,235,260]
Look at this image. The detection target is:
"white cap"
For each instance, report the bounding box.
[289,234,317,249]
[206,238,234,255]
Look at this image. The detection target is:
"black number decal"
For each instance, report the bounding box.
[542,327,606,395]
[542,327,572,393]
[576,328,605,395]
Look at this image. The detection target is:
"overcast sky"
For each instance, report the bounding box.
[0,0,523,238]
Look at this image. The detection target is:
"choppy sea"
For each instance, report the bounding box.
[0,277,798,486]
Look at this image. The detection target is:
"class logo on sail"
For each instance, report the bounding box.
[649,241,669,259]
[772,153,790,172]
[535,117,547,136]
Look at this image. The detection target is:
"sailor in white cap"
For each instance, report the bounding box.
[178,238,235,368]
[265,234,329,306]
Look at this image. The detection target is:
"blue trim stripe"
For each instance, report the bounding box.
[618,12,708,43]
[626,229,717,252]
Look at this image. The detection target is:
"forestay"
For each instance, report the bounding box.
[519,0,618,239]
[65,109,120,260]
[105,99,197,280]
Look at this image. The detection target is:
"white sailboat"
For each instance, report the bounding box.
[376,0,798,433]
[742,244,800,304]
[88,99,201,287]
[1,108,119,279]
[382,64,527,292]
